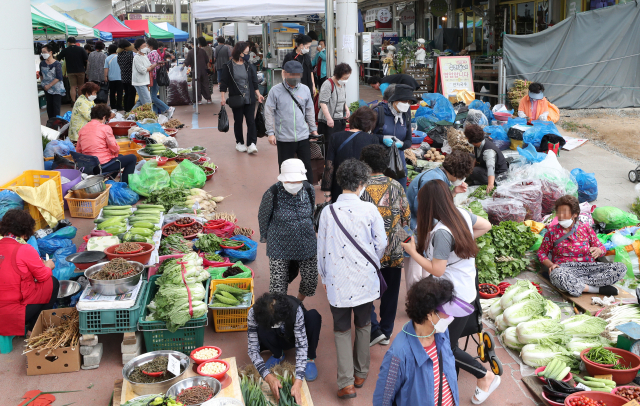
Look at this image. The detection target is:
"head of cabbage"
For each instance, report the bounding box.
[520,343,578,369]
[501,326,524,351]
[566,336,614,357]
[516,317,570,345]
[501,280,538,309]
[560,314,608,337]
[502,292,546,327]
[544,300,561,322]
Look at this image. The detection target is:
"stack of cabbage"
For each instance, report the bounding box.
[146,252,210,332]
[489,280,609,368]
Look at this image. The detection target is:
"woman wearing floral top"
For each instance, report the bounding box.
[39,43,66,119]
[68,82,98,141]
[538,195,626,297]
[359,144,410,347]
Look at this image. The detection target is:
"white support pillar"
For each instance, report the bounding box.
[211,22,221,37]
[336,0,359,104]
[0,1,44,183]
[174,0,181,32]
[236,23,248,42]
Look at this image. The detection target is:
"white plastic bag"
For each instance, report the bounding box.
[133,159,147,176]
[441,140,452,154]
[157,114,168,125]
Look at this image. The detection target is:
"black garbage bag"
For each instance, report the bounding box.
[427,126,447,148]
[51,154,75,170]
[156,65,170,87]
[508,126,525,140]
[96,82,109,104]
[218,106,229,132]
[384,145,405,180]
[255,102,267,138]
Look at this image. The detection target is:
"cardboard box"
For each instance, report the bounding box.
[26,308,81,375]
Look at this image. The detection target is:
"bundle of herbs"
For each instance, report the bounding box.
[194,233,223,253]
[159,234,193,256]
[145,189,190,211]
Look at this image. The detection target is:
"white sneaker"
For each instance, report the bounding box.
[247,143,258,154]
[236,143,248,152]
[207,100,213,104]
[166,107,175,119]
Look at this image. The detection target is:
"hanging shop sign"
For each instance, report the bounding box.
[436,56,474,96]
[377,8,392,23]
[430,0,449,17]
[400,9,415,25]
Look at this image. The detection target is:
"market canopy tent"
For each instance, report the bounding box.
[31,6,78,37]
[33,4,102,39]
[155,22,189,41]
[61,13,113,42]
[124,20,175,40]
[504,1,640,109]
[222,23,263,36]
[192,0,325,22]
[93,15,145,38]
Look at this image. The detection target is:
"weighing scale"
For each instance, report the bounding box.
[614,322,640,355]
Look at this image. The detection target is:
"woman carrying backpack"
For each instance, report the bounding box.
[317,63,352,148]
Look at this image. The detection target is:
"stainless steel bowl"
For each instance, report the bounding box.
[166,376,222,405]
[71,176,105,199]
[84,261,144,295]
[123,351,191,396]
[57,280,81,298]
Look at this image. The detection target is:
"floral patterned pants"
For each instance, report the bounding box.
[269,256,318,297]
[550,262,627,297]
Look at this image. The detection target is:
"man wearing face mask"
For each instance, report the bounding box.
[264,61,318,183]
[517,82,560,123]
[283,34,315,94]
[373,277,473,406]
[538,195,626,297]
[183,37,212,104]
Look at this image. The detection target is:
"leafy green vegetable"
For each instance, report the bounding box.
[194,233,223,253]
[515,318,570,345]
[520,343,578,369]
[502,293,546,326]
[145,188,189,211]
[560,314,607,337]
[469,185,495,200]
[463,201,488,219]
[241,375,274,406]
[159,234,192,255]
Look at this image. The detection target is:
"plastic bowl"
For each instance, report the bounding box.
[104,242,155,264]
[174,218,197,227]
[478,283,499,299]
[564,391,628,406]
[197,359,230,380]
[164,128,178,137]
[534,366,572,383]
[108,121,137,136]
[190,346,222,365]
[612,386,640,400]
[580,347,640,384]
[580,347,617,367]
[220,242,245,250]
[156,157,168,166]
[493,112,513,121]
[542,391,565,406]
[162,222,203,240]
[204,167,215,181]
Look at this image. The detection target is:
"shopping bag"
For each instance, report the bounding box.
[170,160,206,189]
[570,168,598,203]
[167,66,190,106]
[128,160,171,197]
[156,65,170,87]
[255,103,267,138]
[96,81,109,104]
[218,105,229,132]
[106,180,139,206]
[384,144,405,180]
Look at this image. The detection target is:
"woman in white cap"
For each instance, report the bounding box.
[258,159,318,301]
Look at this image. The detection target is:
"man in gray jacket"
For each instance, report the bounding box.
[265,60,318,183]
[214,36,231,84]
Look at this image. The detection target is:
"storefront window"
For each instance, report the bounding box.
[466,14,474,45]
[517,2,534,35]
[536,2,549,31]
[475,16,483,52]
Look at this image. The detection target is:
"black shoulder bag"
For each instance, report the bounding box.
[226,62,248,109]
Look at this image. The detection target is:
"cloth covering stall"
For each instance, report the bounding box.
[93,15,145,38]
[222,23,264,37]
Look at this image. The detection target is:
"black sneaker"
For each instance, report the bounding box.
[370,329,386,347]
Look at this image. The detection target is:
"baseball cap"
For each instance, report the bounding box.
[283,60,304,74]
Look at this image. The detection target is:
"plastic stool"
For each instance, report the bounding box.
[0,335,15,354]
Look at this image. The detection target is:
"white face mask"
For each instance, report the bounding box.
[88,95,97,101]
[141,47,150,54]
[452,177,465,187]
[338,78,348,86]
[41,53,51,59]
[396,102,410,113]
[283,182,303,195]
[300,47,310,54]
[433,313,455,333]
[558,218,574,228]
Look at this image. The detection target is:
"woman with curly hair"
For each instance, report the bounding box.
[401,179,499,404]
[0,209,58,338]
[373,277,472,406]
[464,124,509,193]
[247,292,322,403]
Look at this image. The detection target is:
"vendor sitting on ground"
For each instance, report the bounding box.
[247,292,321,404]
[517,82,560,123]
[0,209,58,336]
[76,104,137,183]
[68,81,99,141]
[538,195,627,297]
[464,124,509,193]
[367,74,420,96]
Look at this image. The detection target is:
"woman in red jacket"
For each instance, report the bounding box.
[0,209,58,336]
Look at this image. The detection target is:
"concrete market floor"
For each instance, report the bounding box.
[2,84,638,406]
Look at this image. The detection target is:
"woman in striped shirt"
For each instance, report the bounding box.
[373,278,468,406]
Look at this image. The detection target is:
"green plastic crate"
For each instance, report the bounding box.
[138,275,209,355]
[79,280,147,335]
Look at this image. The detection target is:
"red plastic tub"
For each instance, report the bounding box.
[199,252,233,268]
[104,242,154,264]
[534,366,572,384]
[162,221,203,240]
[580,347,640,384]
[108,121,136,136]
[197,359,230,380]
[190,346,222,365]
[564,392,628,406]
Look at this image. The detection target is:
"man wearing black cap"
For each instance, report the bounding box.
[56,37,88,103]
[264,61,318,183]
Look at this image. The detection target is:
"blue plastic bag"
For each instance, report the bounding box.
[421,93,456,123]
[415,106,434,119]
[484,125,510,150]
[222,235,257,263]
[0,190,23,220]
[37,226,78,256]
[106,180,140,206]
[58,111,72,121]
[52,245,77,281]
[571,168,598,202]
[469,100,494,123]
[506,117,527,130]
[517,144,547,163]
[136,121,167,136]
[26,236,39,253]
[43,139,76,158]
[523,121,562,148]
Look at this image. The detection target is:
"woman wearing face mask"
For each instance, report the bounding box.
[258,159,318,301]
[131,39,158,111]
[373,277,473,406]
[317,158,387,399]
[317,63,352,147]
[312,40,327,89]
[321,107,381,203]
[283,34,315,94]
[184,37,212,105]
[538,195,626,297]
[401,179,499,405]
[220,41,264,154]
[372,84,416,190]
[76,104,137,182]
[517,82,560,123]
[68,81,99,141]
[39,42,65,119]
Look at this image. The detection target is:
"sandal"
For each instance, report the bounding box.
[471,375,501,404]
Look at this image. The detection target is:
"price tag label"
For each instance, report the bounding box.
[594,374,613,380]
[622,400,640,406]
[167,354,180,376]
[575,383,592,391]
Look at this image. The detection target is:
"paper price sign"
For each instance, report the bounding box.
[167,354,180,376]
[437,56,474,96]
[623,400,640,406]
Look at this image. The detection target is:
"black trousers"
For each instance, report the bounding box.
[101,154,137,183]
[449,307,487,379]
[257,308,321,359]
[232,102,257,146]
[45,93,61,119]
[25,276,59,328]
[317,119,347,151]
[370,267,402,338]
[276,138,313,183]
[123,82,136,112]
[109,80,123,111]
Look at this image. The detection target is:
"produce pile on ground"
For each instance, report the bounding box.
[129,103,157,120]
[507,79,532,111]
[23,308,79,354]
[446,127,473,153]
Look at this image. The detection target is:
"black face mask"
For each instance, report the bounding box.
[243,54,250,62]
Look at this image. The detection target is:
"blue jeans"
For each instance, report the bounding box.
[132,85,152,110]
[149,81,170,114]
[370,267,402,338]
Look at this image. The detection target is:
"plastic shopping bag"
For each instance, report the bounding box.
[384,144,405,180]
[106,180,140,206]
[468,100,494,123]
[421,93,456,123]
[52,245,77,281]
[494,179,544,221]
[523,121,562,148]
[43,139,76,158]
[137,121,168,136]
[222,235,258,263]
[464,109,488,128]
[570,168,598,203]
[592,206,639,230]
[256,102,267,138]
[170,160,206,189]
[218,106,229,132]
[128,160,171,197]
[167,66,191,106]
[37,226,77,256]
[484,125,510,150]
[96,81,109,104]
[517,143,547,163]
[481,198,527,224]
[0,190,23,220]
